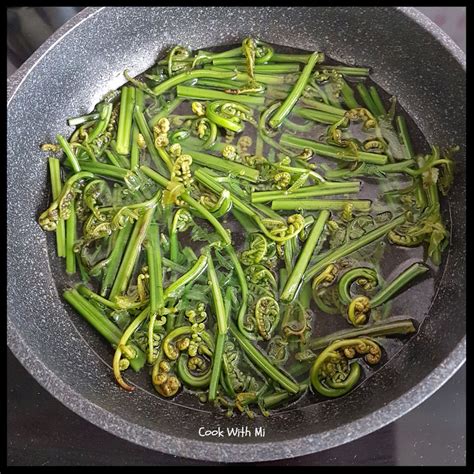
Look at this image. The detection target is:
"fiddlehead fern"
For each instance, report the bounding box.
[311,263,349,315]
[192,116,218,149]
[206,101,255,133]
[171,154,194,188]
[273,171,292,190]
[338,267,379,305]
[152,354,182,397]
[39,171,94,231]
[200,189,233,218]
[169,208,194,262]
[255,296,280,340]
[347,296,371,326]
[245,264,277,291]
[281,302,312,342]
[346,262,429,326]
[167,45,192,76]
[240,233,268,266]
[82,179,112,221]
[267,335,289,365]
[258,214,306,243]
[310,338,382,397]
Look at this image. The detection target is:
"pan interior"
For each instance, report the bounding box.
[46,40,446,415]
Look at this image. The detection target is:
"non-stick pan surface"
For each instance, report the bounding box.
[7,7,465,462]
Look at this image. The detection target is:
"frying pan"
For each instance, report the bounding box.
[7,7,465,462]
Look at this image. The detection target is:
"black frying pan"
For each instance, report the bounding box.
[7,7,465,462]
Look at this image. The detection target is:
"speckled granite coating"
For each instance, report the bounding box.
[7,7,465,462]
